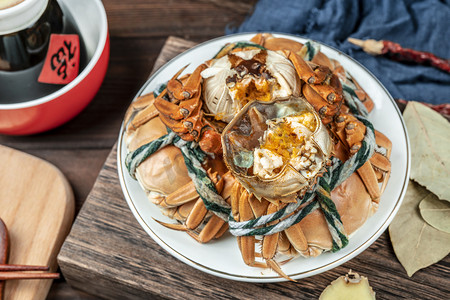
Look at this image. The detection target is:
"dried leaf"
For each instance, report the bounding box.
[403,101,450,201]
[419,195,450,233]
[389,180,450,277]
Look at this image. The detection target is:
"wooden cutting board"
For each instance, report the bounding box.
[0,145,74,300]
[57,36,449,299]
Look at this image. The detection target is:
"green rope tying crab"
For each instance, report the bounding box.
[125,40,376,252]
[125,129,232,221]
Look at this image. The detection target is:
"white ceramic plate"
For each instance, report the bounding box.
[117,33,410,283]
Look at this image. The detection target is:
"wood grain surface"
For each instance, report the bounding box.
[57,36,450,300]
[0,145,74,300]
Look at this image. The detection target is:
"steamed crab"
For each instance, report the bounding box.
[124,33,392,280]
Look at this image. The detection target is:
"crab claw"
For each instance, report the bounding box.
[199,128,223,155]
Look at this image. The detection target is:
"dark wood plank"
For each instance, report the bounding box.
[104,0,255,39]
[24,149,112,213]
[57,36,450,300]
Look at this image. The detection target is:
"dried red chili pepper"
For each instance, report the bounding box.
[348,38,450,73]
[396,99,450,121]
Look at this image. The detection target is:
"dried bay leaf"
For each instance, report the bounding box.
[403,101,450,201]
[389,180,450,277]
[419,195,450,233]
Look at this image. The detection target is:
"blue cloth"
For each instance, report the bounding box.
[227,0,450,104]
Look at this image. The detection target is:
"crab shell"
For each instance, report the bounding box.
[298,171,378,256]
[222,96,333,201]
[125,116,192,198]
[201,49,301,123]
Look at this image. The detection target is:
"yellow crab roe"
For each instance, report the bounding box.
[230,79,274,106]
[260,112,317,162]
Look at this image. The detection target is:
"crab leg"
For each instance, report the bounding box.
[370,152,391,193]
[352,129,391,201]
[124,93,156,125]
[165,64,190,100]
[334,113,382,202]
[248,193,270,219]
[187,215,226,243]
[182,102,204,138]
[156,101,202,141]
[373,130,392,193]
[286,51,317,84]
[356,162,381,202]
[214,223,229,239]
[173,201,196,222]
[284,222,308,254]
[220,172,236,202]
[154,89,187,120]
[159,171,225,222]
[206,173,235,240]
[185,172,224,229]
[154,64,204,120]
[343,119,366,154]
[277,231,298,257]
[308,74,343,104]
[178,92,202,118]
[165,64,205,102]
[374,130,392,158]
[129,102,160,130]
[262,202,294,281]
[154,87,203,122]
[308,62,331,84]
[185,198,209,230]
[185,172,230,243]
[157,113,191,136]
[232,184,267,268]
[370,152,391,174]
[311,51,334,70]
[237,191,265,267]
[331,58,375,113]
[131,93,156,110]
[161,181,199,208]
[302,84,339,124]
[250,33,266,45]
[231,183,298,279]
[370,131,392,181]
[156,171,226,243]
[181,64,207,98]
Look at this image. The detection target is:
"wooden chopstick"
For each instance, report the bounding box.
[0,271,60,280]
[0,264,49,272]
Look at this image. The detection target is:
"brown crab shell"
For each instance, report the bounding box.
[222,96,333,201]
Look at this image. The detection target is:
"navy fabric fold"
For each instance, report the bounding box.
[227,0,450,104]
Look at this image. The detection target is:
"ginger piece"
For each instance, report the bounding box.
[319,270,375,300]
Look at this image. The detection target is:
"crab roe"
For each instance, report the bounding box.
[253,111,323,179]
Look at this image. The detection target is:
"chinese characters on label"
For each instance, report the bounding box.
[38,34,80,84]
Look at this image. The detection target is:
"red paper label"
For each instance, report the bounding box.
[38,34,80,85]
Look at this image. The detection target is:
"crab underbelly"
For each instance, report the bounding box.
[298,172,375,255]
[127,116,192,196]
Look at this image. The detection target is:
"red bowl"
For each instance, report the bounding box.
[0,0,109,135]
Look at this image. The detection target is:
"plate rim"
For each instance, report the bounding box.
[117,32,411,282]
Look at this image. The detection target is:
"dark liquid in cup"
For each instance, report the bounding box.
[0,1,88,104]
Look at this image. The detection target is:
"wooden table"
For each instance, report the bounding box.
[1,1,448,299]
